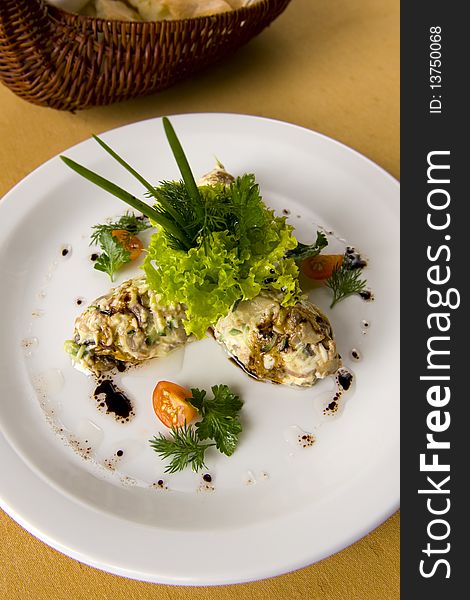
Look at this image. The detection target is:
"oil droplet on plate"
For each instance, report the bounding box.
[21,337,38,357]
[350,348,361,361]
[199,473,215,492]
[243,470,257,485]
[60,244,72,258]
[152,480,169,491]
[67,435,94,460]
[120,476,138,486]
[33,368,64,396]
[110,439,146,462]
[76,419,104,449]
[283,425,316,449]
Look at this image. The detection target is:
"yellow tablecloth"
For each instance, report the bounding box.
[0,0,399,597]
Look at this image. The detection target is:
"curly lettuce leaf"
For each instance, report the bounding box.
[144,218,302,338]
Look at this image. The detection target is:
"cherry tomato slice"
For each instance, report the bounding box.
[301,254,344,281]
[152,381,197,428]
[111,229,143,261]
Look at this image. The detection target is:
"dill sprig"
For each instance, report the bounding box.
[149,424,214,474]
[149,385,244,472]
[60,117,275,256]
[325,256,367,308]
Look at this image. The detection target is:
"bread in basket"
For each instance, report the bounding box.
[0,0,291,111]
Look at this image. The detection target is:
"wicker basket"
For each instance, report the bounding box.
[0,0,291,111]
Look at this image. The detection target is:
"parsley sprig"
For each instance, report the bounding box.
[149,385,243,473]
[91,212,151,281]
[90,212,150,246]
[93,231,130,281]
[325,255,367,307]
[286,230,328,262]
[190,385,244,456]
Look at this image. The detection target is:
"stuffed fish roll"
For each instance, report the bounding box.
[213,292,340,387]
[64,276,191,375]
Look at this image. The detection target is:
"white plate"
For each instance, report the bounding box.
[0,114,399,585]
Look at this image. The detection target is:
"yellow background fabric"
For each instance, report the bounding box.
[0,0,399,597]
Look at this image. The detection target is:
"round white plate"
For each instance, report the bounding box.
[0,113,399,585]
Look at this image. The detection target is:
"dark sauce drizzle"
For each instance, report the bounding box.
[359,290,374,301]
[323,368,354,416]
[343,247,375,301]
[94,379,134,422]
[345,247,367,269]
[337,369,353,391]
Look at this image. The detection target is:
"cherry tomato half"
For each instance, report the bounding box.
[152,381,197,428]
[111,229,143,261]
[301,254,344,281]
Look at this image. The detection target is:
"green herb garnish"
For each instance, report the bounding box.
[286,230,328,262]
[60,153,191,249]
[93,231,130,281]
[325,256,367,308]
[60,117,328,336]
[90,213,151,281]
[90,212,151,245]
[149,424,214,474]
[162,117,204,222]
[149,384,243,472]
[189,385,243,457]
[143,174,302,337]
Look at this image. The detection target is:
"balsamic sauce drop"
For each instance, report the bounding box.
[337,370,353,391]
[345,247,367,269]
[93,379,133,420]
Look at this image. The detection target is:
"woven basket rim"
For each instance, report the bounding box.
[49,0,271,25]
[1,0,291,111]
